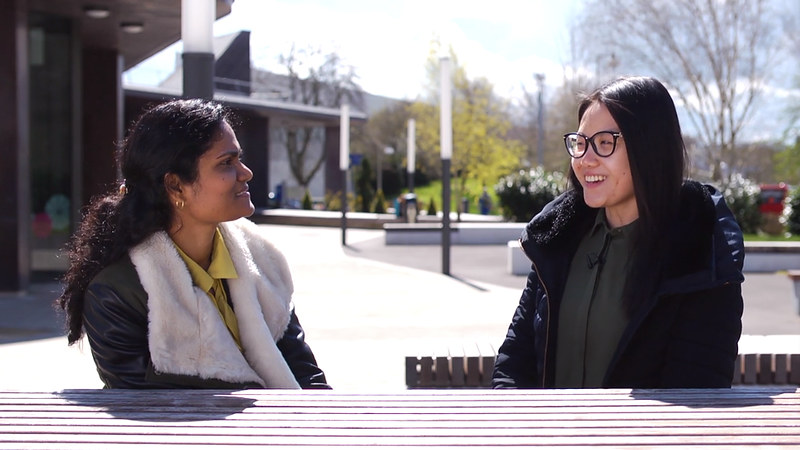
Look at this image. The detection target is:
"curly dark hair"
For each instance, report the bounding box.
[56,99,232,344]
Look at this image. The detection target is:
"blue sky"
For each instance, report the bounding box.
[125,0,583,101]
[123,0,798,142]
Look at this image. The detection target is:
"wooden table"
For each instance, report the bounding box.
[1,387,799,448]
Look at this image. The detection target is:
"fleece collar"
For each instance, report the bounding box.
[521,180,740,283]
[129,218,300,388]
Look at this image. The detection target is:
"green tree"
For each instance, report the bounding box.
[409,44,524,206]
[774,138,800,185]
[351,101,414,185]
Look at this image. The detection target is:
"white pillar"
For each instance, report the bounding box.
[181,0,215,99]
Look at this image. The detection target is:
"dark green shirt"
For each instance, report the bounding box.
[555,210,637,387]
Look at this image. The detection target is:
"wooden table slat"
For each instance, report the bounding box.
[0,388,797,448]
[2,432,800,446]
[2,417,800,430]
[2,423,800,438]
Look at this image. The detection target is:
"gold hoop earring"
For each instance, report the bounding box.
[176,200,185,209]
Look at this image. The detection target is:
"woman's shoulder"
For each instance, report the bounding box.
[524,189,595,247]
[88,255,147,306]
[671,180,744,278]
[90,255,138,286]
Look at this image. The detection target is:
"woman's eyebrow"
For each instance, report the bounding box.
[215,148,242,160]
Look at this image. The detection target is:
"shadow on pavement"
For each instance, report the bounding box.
[0,281,65,345]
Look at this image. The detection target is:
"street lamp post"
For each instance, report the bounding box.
[407,119,416,193]
[340,104,350,246]
[535,73,545,167]
[440,56,452,276]
[378,146,394,194]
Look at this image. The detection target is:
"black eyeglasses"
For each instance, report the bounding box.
[563,131,623,158]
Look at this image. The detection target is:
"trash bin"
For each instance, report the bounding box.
[403,193,418,223]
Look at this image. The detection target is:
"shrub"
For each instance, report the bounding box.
[373,189,387,214]
[324,190,354,212]
[787,186,800,235]
[722,173,761,234]
[355,157,374,213]
[301,189,313,210]
[427,197,437,216]
[494,167,566,222]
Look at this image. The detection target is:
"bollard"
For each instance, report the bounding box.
[403,193,417,223]
[788,270,800,315]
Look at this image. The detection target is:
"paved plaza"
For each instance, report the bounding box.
[1,224,798,391]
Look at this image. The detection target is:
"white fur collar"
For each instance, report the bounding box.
[129,218,300,388]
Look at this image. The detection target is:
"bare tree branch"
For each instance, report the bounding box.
[577,0,780,183]
[276,46,364,189]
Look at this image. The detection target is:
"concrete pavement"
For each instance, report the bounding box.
[0,224,798,392]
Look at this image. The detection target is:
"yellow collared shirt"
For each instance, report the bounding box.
[174,228,242,350]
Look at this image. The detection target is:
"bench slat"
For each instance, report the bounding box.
[410,345,800,389]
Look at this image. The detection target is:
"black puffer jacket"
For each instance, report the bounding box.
[493,181,744,388]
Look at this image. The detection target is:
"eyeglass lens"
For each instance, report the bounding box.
[565,131,618,158]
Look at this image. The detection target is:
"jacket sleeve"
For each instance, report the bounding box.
[659,283,743,388]
[277,309,331,389]
[492,270,545,388]
[83,283,185,389]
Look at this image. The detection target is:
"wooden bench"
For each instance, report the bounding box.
[407,336,800,388]
[735,335,800,385]
[405,343,496,388]
[733,353,800,385]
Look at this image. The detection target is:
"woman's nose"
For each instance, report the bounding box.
[239,162,253,181]
[579,148,600,166]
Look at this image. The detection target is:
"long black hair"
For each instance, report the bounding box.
[569,76,687,315]
[56,99,232,344]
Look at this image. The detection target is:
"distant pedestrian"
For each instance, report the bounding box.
[479,188,492,215]
[56,99,329,389]
[493,77,744,389]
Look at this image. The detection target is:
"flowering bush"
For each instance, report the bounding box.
[722,173,761,234]
[494,167,566,222]
[786,186,800,236]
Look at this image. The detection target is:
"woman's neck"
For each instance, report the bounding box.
[169,225,216,270]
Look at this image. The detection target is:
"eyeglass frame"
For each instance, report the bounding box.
[563,130,623,158]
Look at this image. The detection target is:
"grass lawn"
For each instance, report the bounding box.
[743,233,800,242]
[407,180,500,215]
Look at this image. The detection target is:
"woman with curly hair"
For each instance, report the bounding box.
[57,99,328,389]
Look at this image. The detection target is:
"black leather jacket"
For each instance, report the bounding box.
[83,255,329,389]
[493,181,745,388]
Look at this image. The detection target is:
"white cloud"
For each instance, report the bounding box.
[205,0,581,100]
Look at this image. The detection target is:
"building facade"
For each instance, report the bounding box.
[0,0,234,292]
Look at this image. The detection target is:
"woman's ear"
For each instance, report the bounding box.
[164,173,183,200]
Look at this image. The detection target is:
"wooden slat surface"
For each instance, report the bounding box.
[0,388,798,448]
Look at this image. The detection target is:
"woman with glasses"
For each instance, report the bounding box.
[493,76,744,388]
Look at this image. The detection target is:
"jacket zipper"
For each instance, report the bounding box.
[520,238,551,388]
